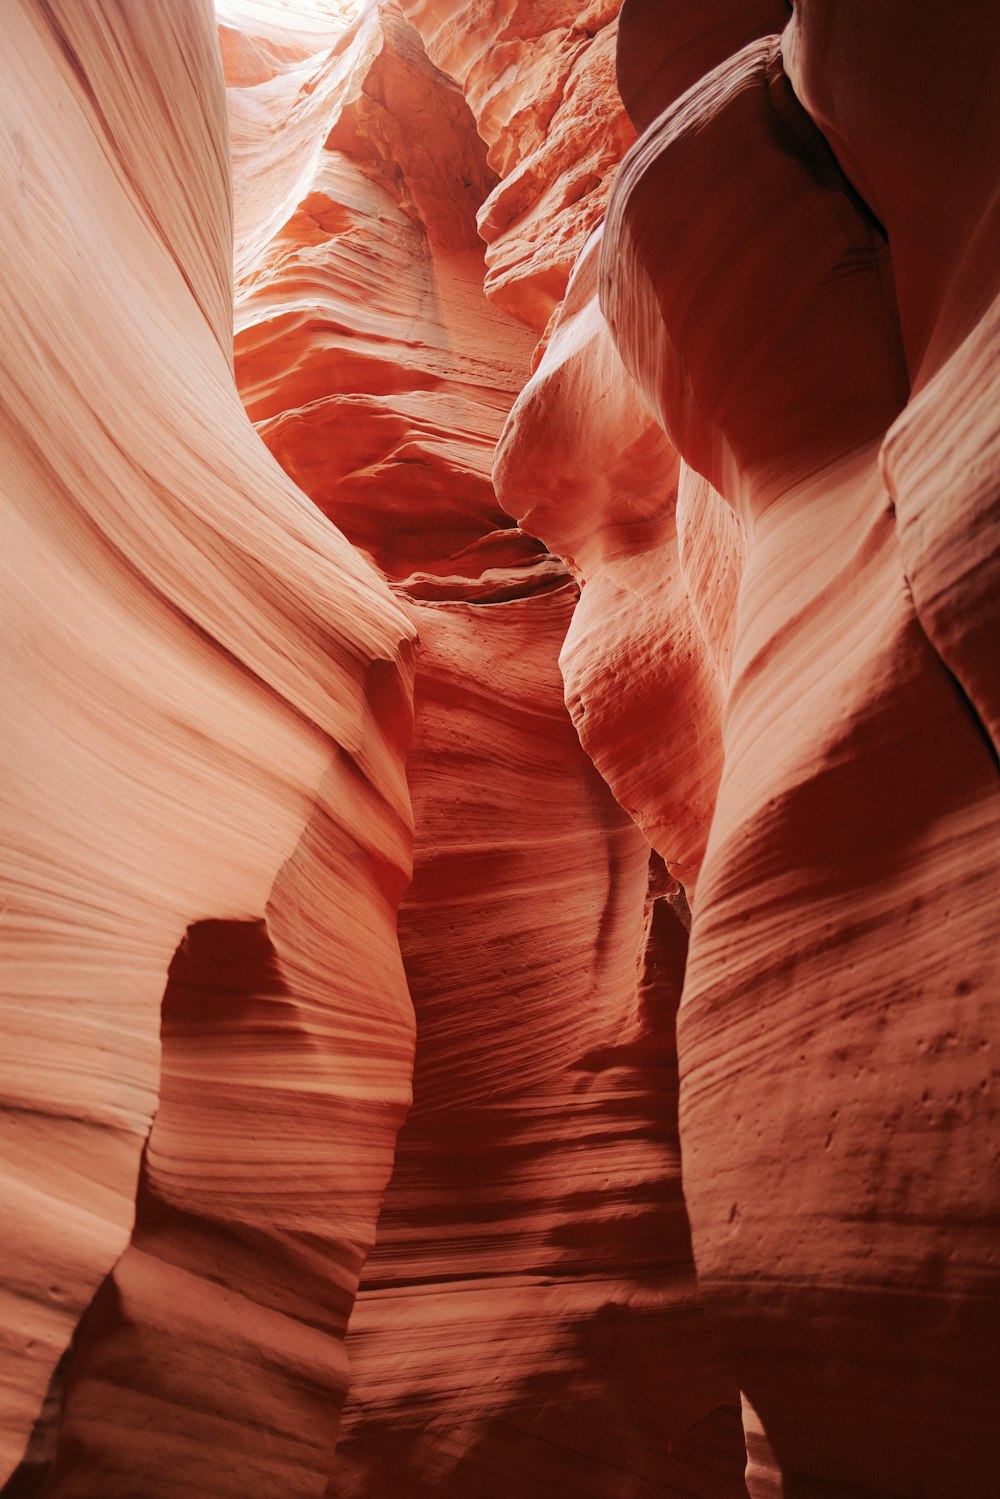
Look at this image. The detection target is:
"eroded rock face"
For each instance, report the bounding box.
[592,5,1000,1496]
[4,0,998,1496]
[225,5,747,1492]
[783,0,1000,765]
[396,0,636,329]
[1,2,415,1494]
[495,225,746,895]
[332,598,745,1499]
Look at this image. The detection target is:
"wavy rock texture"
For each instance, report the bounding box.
[1,2,416,1494]
[396,0,636,330]
[334,598,747,1499]
[6,1,998,1496]
[599,6,1000,1497]
[225,5,747,1493]
[783,0,1000,765]
[495,225,746,895]
[228,1,549,601]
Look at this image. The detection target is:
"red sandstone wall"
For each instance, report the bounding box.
[592,4,1000,1496]
[2,2,998,1497]
[1,2,415,1493]
[224,6,747,1492]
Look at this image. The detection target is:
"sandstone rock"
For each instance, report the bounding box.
[784,0,1000,764]
[5,0,998,1495]
[230,3,544,599]
[332,598,744,1499]
[616,0,790,133]
[600,12,1000,1496]
[226,6,747,1492]
[398,0,636,328]
[495,225,746,895]
[1,2,415,1492]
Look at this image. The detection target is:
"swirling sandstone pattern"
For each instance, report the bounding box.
[495,225,746,895]
[1,2,415,1494]
[396,0,636,330]
[594,4,1000,1496]
[3,0,998,1496]
[225,5,746,1491]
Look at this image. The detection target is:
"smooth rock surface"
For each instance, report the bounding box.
[599,11,1000,1496]
[1,2,415,1493]
[496,225,746,895]
[5,1,998,1495]
[225,6,748,1491]
[784,0,1000,762]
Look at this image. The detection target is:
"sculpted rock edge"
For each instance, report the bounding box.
[2,2,998,1498]
[590,3,1000,1496]
[2,2,416,1494]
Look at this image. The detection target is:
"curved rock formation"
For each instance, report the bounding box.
[495,225,746,894]
[397,0,636,329]
[1,2,415,1493]
[615,0,789,133]
[225,5,748,1491]
[332,597,745,1499]
[595,9,1000,1497]
[783,0,1000,762]
[228,1,546,601]
[4,0,998,1495]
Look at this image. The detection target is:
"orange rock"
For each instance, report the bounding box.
[496,225,746,895]
[225,7,747,1492]
[600,10,1000,1497]
[784,0,1000,763]
[1,1,414,1491]
[6,0,998,1494]
[398,0,636,328]
[334,597,745,1499]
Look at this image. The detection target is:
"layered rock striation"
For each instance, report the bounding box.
[396,0,636,329]
[585,3,1000,1495]
[2,1,998,1497]
[2,2,415,1494]
[225,4,746,1492]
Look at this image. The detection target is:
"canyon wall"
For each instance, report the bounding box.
[1,2,417,1494]
[500,2,1000,1496]
[224,6,745,1493]
[2,2,998,1498]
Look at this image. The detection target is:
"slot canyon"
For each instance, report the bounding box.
[1,1,998,1495]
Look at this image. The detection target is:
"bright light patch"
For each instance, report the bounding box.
[215,0,366,39]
